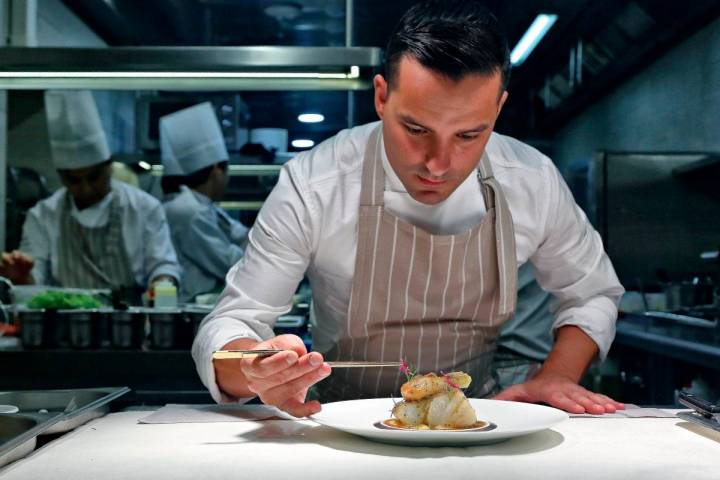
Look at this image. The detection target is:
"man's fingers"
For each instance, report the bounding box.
[268,334,307,356]
[260,363,331,406]
[493,384,532,403]
[244,350,300,379]
[245,351,323,385]
[279,398,322,418]
[548,393,586,414]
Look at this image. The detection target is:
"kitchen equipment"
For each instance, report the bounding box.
[61,309,105,349]
[17,309,46,349]
[110,309,146,349]
[212,349,403,368]
[147,309,186,349]
[677,391,720,433]
[0,412,62,467]
[183,307,210,337]
[0,387,130,434]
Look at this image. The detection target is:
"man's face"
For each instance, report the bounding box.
[374,57,508,205]
[58,161,112,210]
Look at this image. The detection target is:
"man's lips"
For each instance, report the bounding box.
[417,175,447,186]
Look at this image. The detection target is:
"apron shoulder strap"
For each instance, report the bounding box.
[359,125,385,207]
[476,151,518,316]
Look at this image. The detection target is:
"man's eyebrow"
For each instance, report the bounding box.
[398,114,431,130]
[399,114,490,133]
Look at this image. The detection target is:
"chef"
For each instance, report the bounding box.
[0,90,181,300]
[192,0,626,417]
[160,102,249,302]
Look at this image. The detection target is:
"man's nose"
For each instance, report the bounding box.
[425,141,452,177]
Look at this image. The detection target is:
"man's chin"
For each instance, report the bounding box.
[408,189,450,205]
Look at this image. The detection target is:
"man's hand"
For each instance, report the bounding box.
[214,334,331,418]
[493,325,625,414]
[0,250,34,285]
[493,372,625,414]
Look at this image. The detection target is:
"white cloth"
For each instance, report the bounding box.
[192,121,624,403]
[163,186,248,302]
[2,411,718,480]
[69,192,113,227]
[20,180,182,288]
[45,90,110,169]
[160,102,228,176]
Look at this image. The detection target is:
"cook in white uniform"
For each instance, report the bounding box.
[160,103,249,302]
[0,90,181,299]
[193,0,626,417]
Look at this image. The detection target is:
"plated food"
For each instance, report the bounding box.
[383,371,489,431]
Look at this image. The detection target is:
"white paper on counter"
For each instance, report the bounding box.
[569,404,680,418]
[138,404,295,424]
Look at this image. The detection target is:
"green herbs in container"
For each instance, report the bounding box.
[27,291,103,310]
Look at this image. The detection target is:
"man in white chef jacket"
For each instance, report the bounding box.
[0,90,181,300]
[192,0,626,417]
[160,102,249,302]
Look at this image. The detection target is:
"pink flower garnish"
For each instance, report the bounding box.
[399,359,417,381]
[443,374,459,389]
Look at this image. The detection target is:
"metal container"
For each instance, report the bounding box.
[110,309,146,349]
[18,309,45,349]
[148,309,184,349]
[61,309,104,349]
[0,387,129,435]
[183,307,210,341]
[0,412,62,467]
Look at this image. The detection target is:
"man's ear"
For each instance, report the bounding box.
[497,90,509,116]
[374,74,388,119]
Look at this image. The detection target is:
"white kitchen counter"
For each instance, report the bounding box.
[1,410,719,479]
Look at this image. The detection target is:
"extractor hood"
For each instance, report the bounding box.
[0,46,382,90]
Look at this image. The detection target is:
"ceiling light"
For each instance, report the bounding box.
[298,113,324,123]
[292,139,315,149]
[510,14,558,66]
[264,2,302,21]
[138,161,152,171]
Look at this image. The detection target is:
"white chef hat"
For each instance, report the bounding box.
[45,90,111,170]
[159,102,228,176]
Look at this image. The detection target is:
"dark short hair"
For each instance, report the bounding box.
[184,161,228,189]
[385,0,511,92]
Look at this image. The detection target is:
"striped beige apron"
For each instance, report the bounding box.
[318,125,517,401]
[57,191,136,291]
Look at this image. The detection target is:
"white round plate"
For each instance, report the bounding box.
[310,398,568,447]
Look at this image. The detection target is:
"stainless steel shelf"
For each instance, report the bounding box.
[149,164,282,177]
[0,46,382,91]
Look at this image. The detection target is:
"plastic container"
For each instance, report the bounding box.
[153,281,177,309]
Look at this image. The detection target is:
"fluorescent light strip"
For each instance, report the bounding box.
[292,139,314,148]
[298,113,324,123]
[510,14,558,66]
[0,66,360,79]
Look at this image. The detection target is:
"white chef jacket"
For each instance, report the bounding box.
[192,121,624,403]
[21,180,181,288]
[163,186,248,302]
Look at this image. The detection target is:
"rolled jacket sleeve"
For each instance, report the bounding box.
[19,209,51,285]
[530,162,625,360]
[191,163,315,402]
[142,203,182,286]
